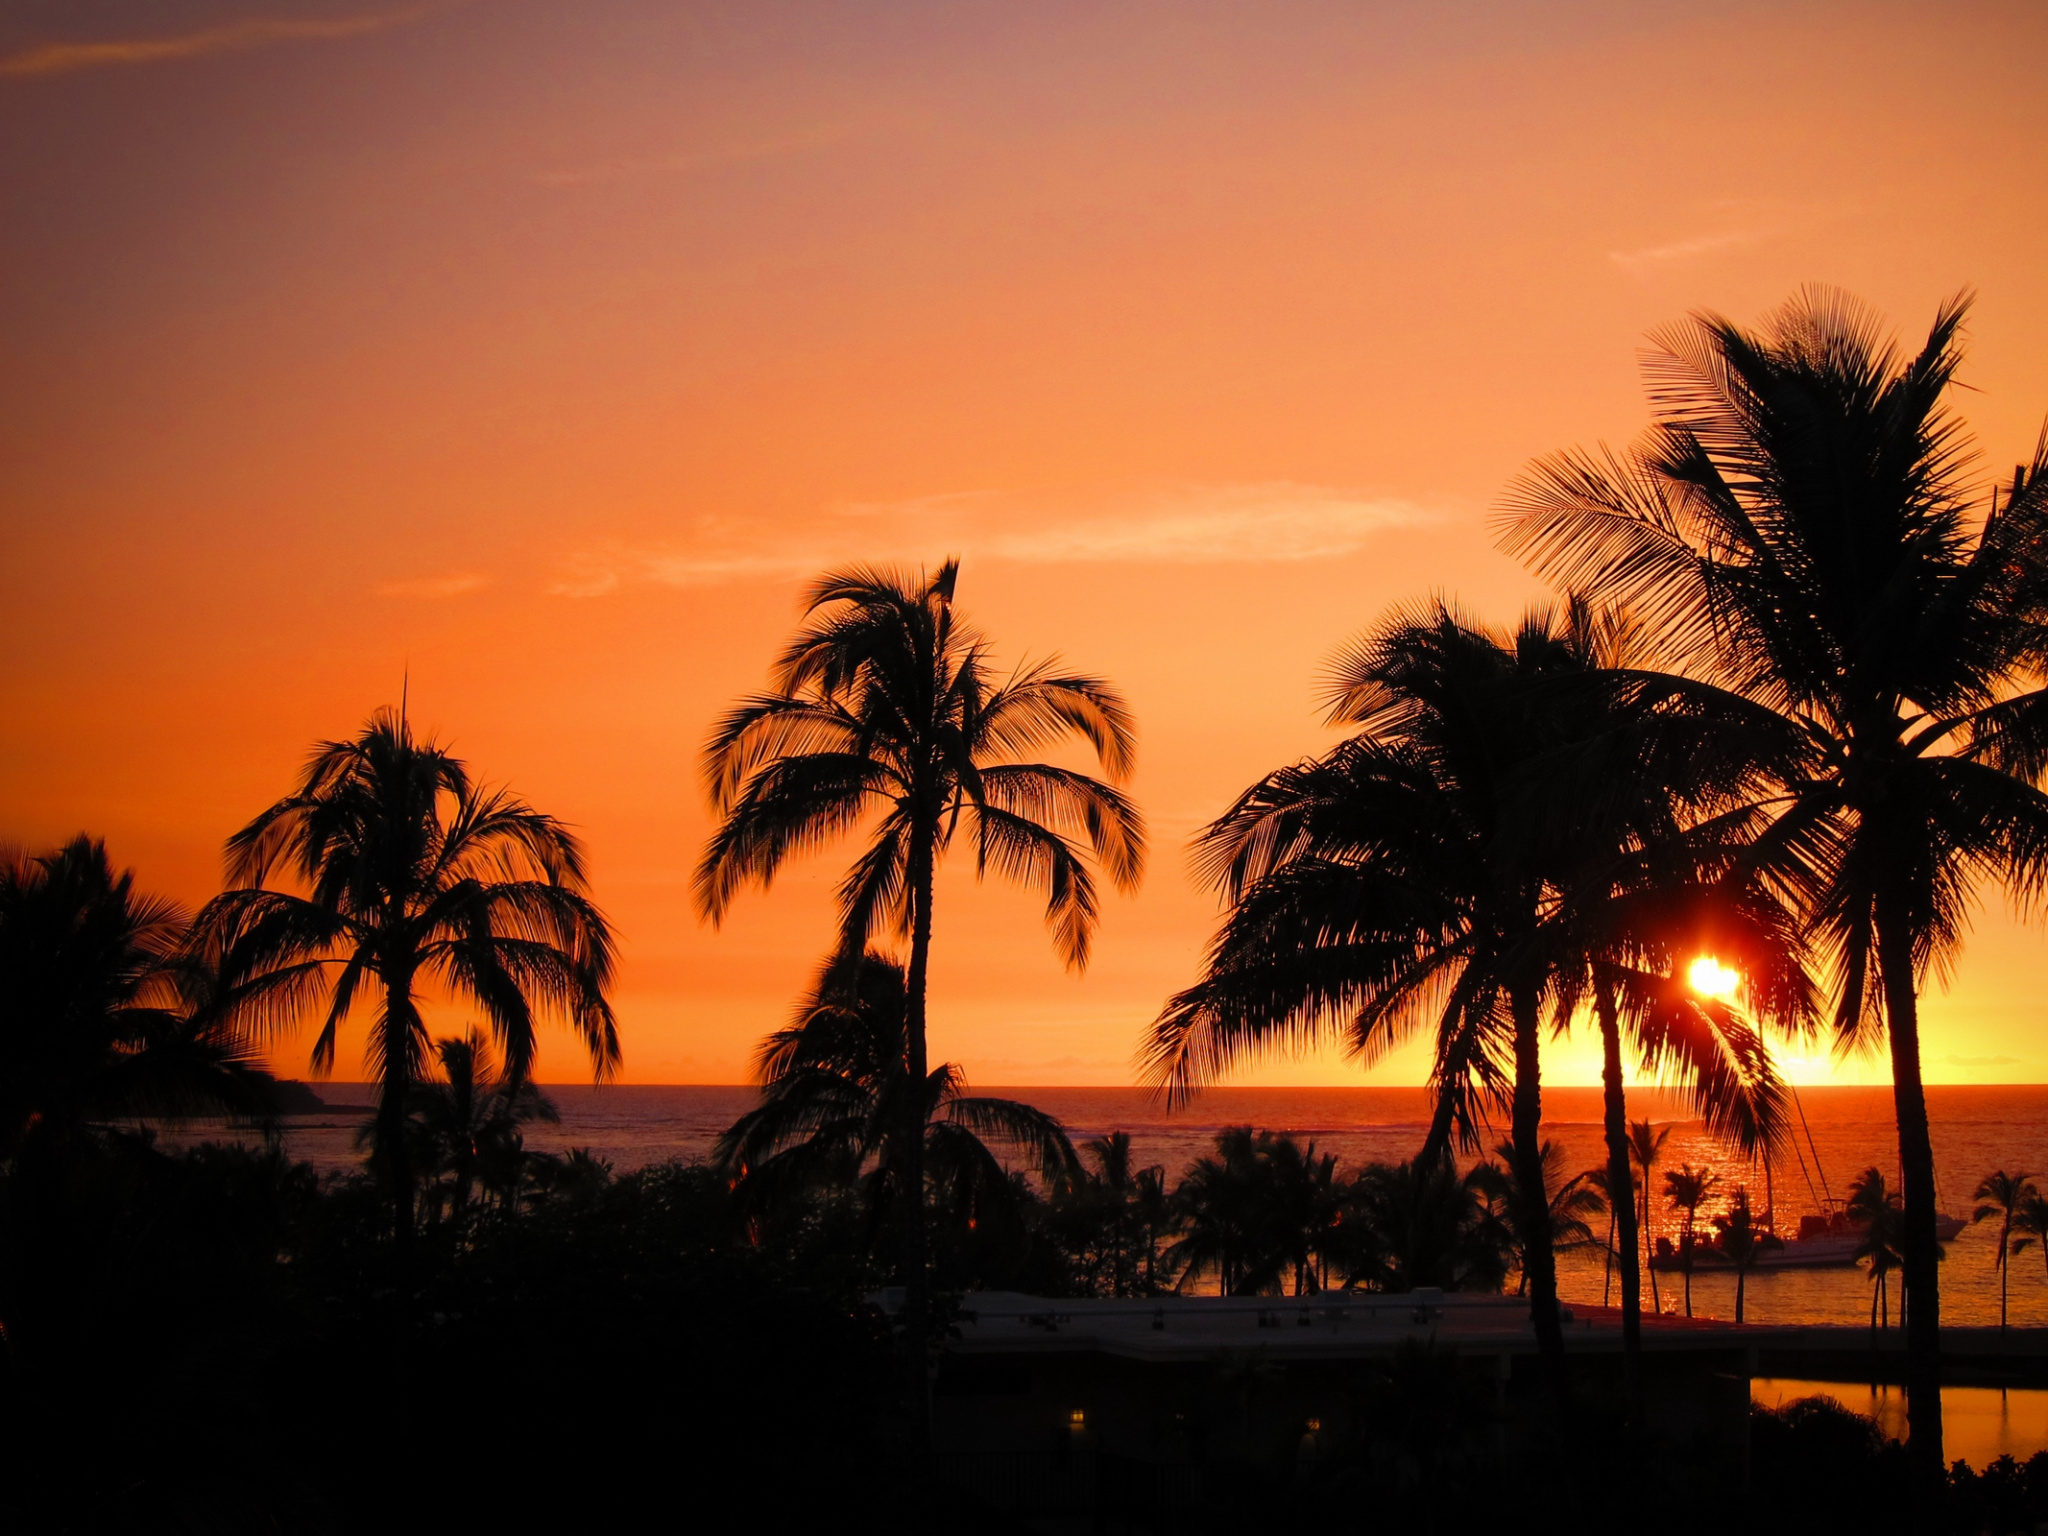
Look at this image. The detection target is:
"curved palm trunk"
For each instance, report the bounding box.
[1597,986,1643,1416]
[1510,984,1567,1401]
[901,818,937,1444]
[1877,901,1944,1495]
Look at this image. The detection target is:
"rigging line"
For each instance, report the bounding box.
[1784,1111,1825,1219]
[1785,1081,1835,1212]
[1791,1081,1833,1209]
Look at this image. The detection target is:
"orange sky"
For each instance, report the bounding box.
[4,1,2047,1088]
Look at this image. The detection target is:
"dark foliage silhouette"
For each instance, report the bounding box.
[715,950,1079,1288]
[190,708,618,1237]
[697,561,1143,1337]
[1501,286,2048,1484]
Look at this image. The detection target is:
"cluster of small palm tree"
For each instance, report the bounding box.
[1077,1123,1541,1298]
[354,1029,566,1229]
[1971,1167,2048,1332]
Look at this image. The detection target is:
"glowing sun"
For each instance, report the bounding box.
[1687,955,1741,1001]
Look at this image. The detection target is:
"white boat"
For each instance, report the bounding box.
[1649,1209,1966,1272]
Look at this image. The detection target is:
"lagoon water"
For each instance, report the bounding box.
[238,1081,2048,1330]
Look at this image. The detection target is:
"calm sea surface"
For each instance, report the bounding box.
[205,1082,2048,1329]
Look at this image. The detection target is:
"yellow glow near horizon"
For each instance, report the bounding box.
[1688,956,1742,1002]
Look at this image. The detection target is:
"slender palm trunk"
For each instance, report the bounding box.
[901,816,937,1443]
[1735,1264,1746,1324]
[2000,1217,2011,1331]
[377,966,420,1245]
[1877,897,1945,1496]
[1641,1172,1661,1315]
[1510,983,1567,1399]
[1597,985,1642,1414]
[1682,1215,1695,1319]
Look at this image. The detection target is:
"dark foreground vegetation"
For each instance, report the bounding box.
[0,1131,919,1533]
[4,1124,2044,1535]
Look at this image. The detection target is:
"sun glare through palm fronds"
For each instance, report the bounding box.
[1687,956,1741,1002]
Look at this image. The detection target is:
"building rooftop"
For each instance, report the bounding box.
[942,1289,1757,1362]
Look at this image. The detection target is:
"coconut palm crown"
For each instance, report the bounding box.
[189,707,618,1236]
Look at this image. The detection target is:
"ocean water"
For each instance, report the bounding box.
[206,1081,2048,1329]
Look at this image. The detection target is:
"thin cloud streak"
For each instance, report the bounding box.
[1607,228,1766,276]
[551,482,1432,597]
[0,6,439,79]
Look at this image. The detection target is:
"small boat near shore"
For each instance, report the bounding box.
[1649,1209,1967,1272]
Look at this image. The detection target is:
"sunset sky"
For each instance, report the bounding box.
[4,0,2046,1089]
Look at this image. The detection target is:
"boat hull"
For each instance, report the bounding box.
[1647,1215,1967,1272]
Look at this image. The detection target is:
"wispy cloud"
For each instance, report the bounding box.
[551,481,1432,598]
[1607,228,1767,277]
[375,571,492,600]
[0,6,438,79]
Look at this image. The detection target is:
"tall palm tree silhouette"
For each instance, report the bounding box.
[0,837,270,1158]
[191,708,618,1238]
[1530,599,1808,1409]
[1146,602,1788,1398]
[697,561,1143,1333]
[1972,1169,2037,1332]
[714,950,1078,1257]
[1501,287,2048,1486]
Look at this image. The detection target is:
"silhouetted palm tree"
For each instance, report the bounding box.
[1147,603,1792,1398]
[0,837,271,1158]
[714,951,1078,1266]
[1848,1167,1905,1337]
[1972,1169,2037,1332]
[359,1030,559,1223]
[696,562,1142,1332]
[1054,1133,1181,1297]
[1340,1159,1512,1294]
[190,708,618,1238]
[1485,1140,1605,1298]
[1714,1186,1780,1323]
[1501,286,2048,1484]
[1526,600,1809,1408]
[1628,1120,1672,1316]
[1166,1127,1342,1296]
[1662,1163,1721,1318]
